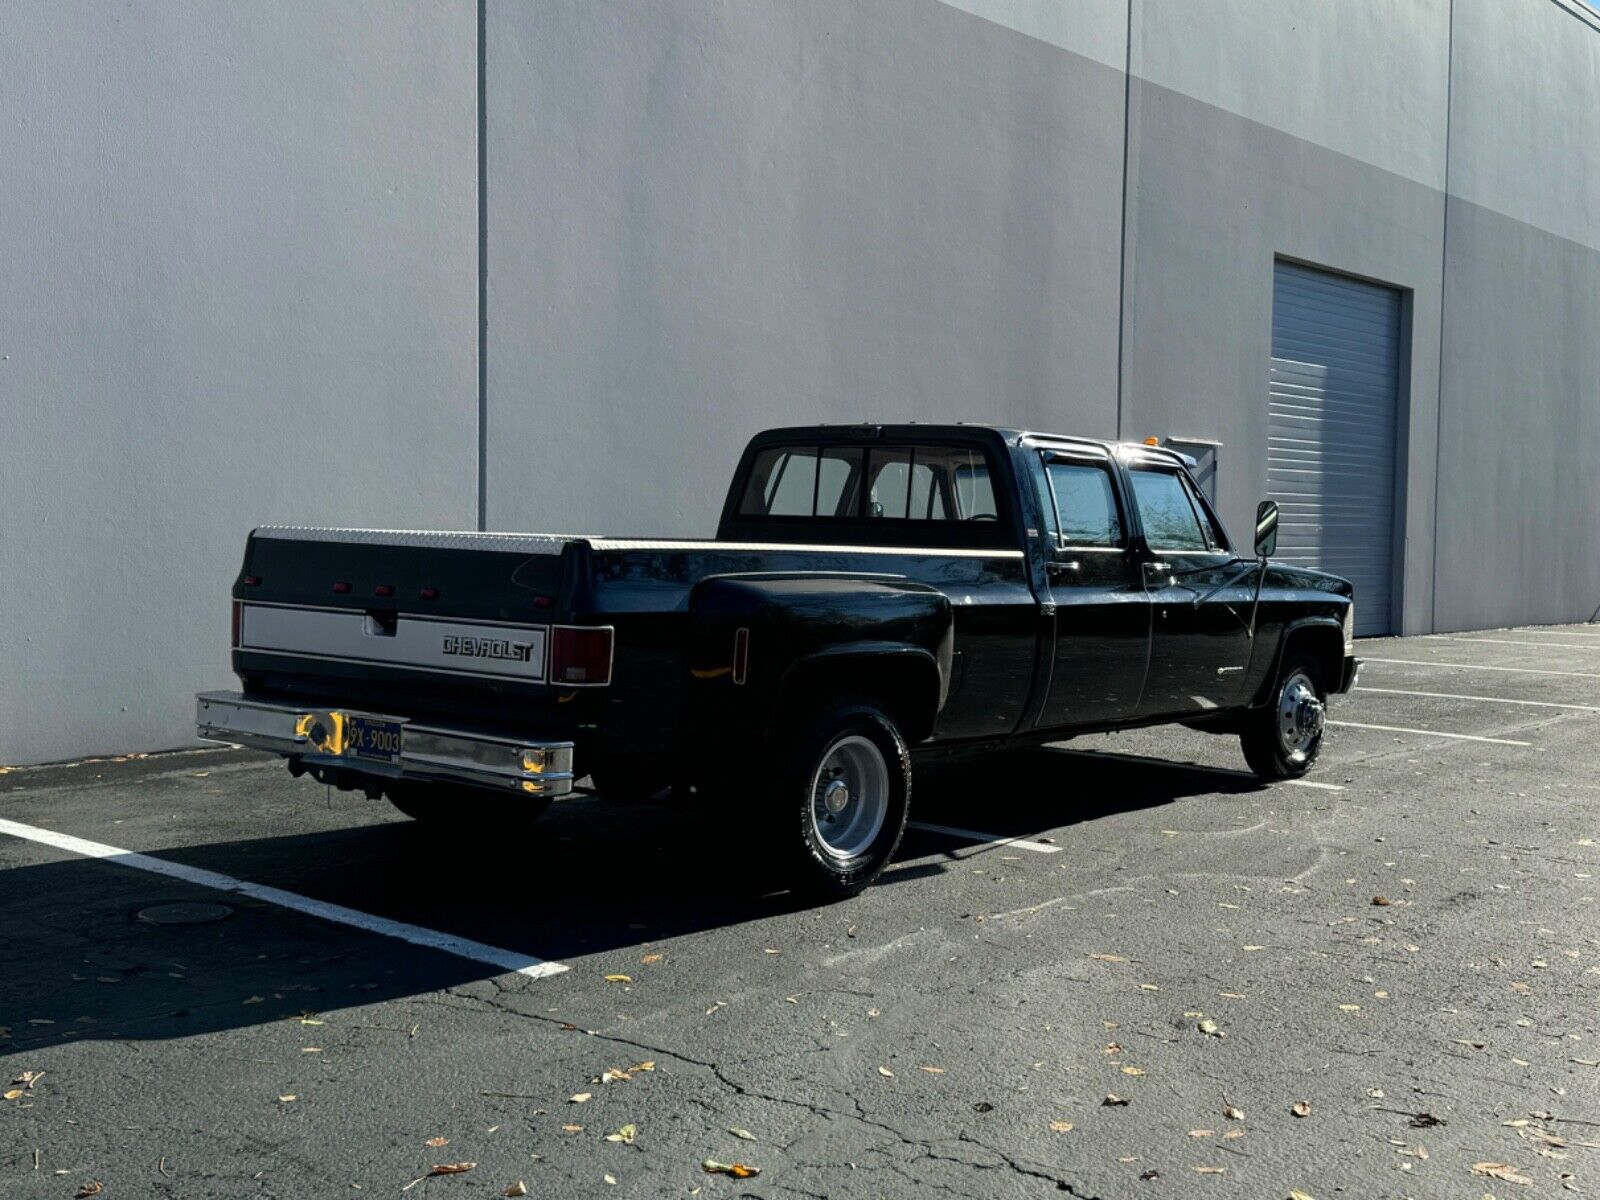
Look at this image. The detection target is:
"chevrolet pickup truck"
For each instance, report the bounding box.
[197,424,1360,897]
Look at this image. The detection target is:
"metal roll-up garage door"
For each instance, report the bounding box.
[1268,261,1402,636]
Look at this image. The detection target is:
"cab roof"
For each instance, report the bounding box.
[747,423,1196,469]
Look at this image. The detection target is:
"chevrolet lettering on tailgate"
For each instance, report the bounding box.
[441,634,536,663]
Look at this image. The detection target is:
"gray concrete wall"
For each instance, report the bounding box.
[483,0,1129,534]
[1432,0,1600,630]
[0,1,479,764]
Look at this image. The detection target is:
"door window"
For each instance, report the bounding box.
[1043,461,1123,548]
[1129,468,1209,551]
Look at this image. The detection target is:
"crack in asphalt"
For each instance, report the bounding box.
[434,984,1102,1197]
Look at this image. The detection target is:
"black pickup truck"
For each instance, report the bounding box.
[198,424,1359,897]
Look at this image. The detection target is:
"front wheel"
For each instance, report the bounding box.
[771,701,911,900]
[1240,653,1327,780]
[385,781,551,826]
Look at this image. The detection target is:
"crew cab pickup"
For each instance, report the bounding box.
[197,424,1360,896]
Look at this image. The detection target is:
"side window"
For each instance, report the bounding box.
[1128,467,1209,551]
[1182,475,1228,551]
[1044,460,1123,547]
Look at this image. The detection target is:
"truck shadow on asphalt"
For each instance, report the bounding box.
[0,746,1262,1055]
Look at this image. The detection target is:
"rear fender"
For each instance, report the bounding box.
[685,574,953,745]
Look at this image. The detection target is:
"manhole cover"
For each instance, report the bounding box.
[136,902,233,926]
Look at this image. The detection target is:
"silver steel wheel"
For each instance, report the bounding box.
[809,734,890,861]
[1276,669,1325,764]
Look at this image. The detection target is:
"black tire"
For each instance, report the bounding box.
[385,781,551,826]
[1240,652,1327,780]
[769,700,911,900]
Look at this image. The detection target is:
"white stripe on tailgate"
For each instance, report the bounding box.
[240,605,548,681]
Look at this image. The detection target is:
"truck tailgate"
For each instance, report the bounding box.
[234,527,592,720]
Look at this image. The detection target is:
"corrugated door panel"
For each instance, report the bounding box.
[1268,262,1401,636]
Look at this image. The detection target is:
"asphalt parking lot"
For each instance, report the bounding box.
[4,625,1600,1199]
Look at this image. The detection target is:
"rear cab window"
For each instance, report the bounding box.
[731,439,1011,547]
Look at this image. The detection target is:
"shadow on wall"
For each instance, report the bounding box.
[0,746,1259,1056]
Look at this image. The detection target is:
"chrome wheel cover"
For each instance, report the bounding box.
[809,734,889,861]
[1276,669,1325,764]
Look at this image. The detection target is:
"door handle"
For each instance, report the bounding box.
[1048,560,1081,578]
[1144,561,1172,576]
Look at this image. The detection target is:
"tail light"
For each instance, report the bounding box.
[549,625,614,685]
[231,599,243,648]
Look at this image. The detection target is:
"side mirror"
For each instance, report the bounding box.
[1253,500,1280,559]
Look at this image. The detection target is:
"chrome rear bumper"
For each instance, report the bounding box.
[195,690,575,797]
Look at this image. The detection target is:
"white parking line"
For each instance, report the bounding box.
[1364,657,1600,680]
[907,821,1062,854]
[1427,635,1600,652]
[1357,686,1600,713]
[0,817,567,980]
[1327,720,1531,746]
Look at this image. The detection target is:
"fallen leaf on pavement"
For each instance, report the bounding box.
[919,1065,945,1074]
[1372,896,1391,906]
[1193,1166,1225,1174]
[605,1124,637,1145]
[1289,1191,1316,1200]
[1049,1121,1073,1133]
[76,1185,103,1199]
[429,1162,476,1176]
[1223,1103,1244,1121]
[1122,1066,1146,1076]
[562,1124,583,1133]
[12,1071,43,1088]
[278,1095,297,1103]
[702,1160,760,1178]
[1103,1094,1129,1107]
[604,1174,617,1185]
[504,1183,528,1198]
[729,1127,756,1140]
[570,1093,592,1103]
[1198,1020,1223,1038]
[1339,1004,1361,1012]
[878,1066,894,1078]
[604,975,632,984]
[2,1090,22,1101]
[1223,1130,1245,1140]
[1473,1162,1532,1185]
[1089,953,1128,962]
[1292,1102,1311,1118]
[627,1061,655,1073]
[425,1137,449,1147]
[1188,1129,1214,1138]
[640,954,662,964]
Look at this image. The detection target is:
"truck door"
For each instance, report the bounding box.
[1033,452,1150,730]
[1125,462,1255,716]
